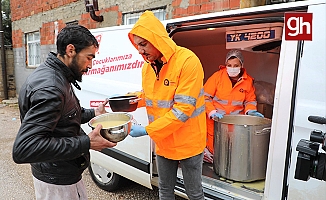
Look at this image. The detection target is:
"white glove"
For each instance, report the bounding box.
[203,148,213,163]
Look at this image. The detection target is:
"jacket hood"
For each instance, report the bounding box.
[128,11,176,63]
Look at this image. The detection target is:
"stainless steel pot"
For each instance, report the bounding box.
[108,95,141,112]
[213,115,271,182]
[88,112,133,142]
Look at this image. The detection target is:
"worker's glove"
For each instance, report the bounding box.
[129,125,147,137]
[203,148,213,164]
[247,110,264,118]
[211,112,224,120]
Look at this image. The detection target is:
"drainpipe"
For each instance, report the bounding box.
[0,2,8,99]
[85,0,103,22]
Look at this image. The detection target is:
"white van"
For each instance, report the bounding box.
[75,0,326,199]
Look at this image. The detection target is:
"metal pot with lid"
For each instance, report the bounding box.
[213,115,271,182]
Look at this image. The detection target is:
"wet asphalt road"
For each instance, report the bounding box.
[0,105,185,200]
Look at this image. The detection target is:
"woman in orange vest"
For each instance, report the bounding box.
[127,11,206,200]
[203,50,263,163]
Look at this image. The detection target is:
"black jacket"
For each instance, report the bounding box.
[12,52,95,185]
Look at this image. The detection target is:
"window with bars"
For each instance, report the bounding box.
[123,8,166,25]
[26,32,41,67]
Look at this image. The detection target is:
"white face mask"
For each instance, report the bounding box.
[226,67,241,77]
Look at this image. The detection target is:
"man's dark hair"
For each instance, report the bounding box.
[56,24,99,56]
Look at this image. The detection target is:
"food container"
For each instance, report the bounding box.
[88,112,133,142]
[108,95,141,112]
[213,115,271,182]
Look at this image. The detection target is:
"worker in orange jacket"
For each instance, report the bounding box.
[204,50,263,162]
[127,11,206,200]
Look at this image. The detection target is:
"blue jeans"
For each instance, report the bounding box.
[156,152,204,200]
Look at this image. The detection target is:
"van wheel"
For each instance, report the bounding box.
[88,162,123,192]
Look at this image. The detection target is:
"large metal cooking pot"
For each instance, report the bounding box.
[213,115,271,182]
[88,112,133,142]
[108,95,141,112]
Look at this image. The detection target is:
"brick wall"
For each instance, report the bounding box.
[10,0,266,95]
[172,0,241,18]
[12,0,263,49]
[10,0,79,21]
[12,29,23,48]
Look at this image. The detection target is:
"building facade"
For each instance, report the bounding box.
[10,0,268,94]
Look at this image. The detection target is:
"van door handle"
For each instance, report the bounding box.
[308,115,326,125]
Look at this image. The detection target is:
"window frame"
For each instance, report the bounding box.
[26,31,41,68]
[123,7,166,25]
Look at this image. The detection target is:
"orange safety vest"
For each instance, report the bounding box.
[128,11,206,160]
[204,66,257,154]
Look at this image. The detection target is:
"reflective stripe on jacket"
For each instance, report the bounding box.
[204,66,257,153]
[128,11,206,160]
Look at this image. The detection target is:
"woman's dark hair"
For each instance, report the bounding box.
[56,25,99,56]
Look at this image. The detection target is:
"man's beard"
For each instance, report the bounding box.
[69,56,83,82]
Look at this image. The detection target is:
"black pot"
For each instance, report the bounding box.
[108,95,140,112]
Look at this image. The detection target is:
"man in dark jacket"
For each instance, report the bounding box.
[12,25,116,200]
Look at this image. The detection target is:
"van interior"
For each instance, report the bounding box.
[165,6,307,199]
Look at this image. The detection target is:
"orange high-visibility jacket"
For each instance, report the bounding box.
[204,66,257,154]
[128,11,206,160]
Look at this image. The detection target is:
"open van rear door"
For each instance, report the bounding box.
[286,3,326,199]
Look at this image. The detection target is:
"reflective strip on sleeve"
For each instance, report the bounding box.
[231,100,243,106]
[191,104,205,118]
[216,108,227,115]
[172,107,189,122]
[172,104,205,122]
[145,99,153,107]
[157,100,174,108]
[213,97,228,105]
[174,94,196,107]
[198,88,204,97]
[148,114,154,123]
[244,100,257,106]
[204,92,213,98]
